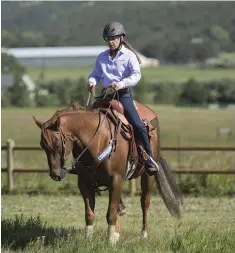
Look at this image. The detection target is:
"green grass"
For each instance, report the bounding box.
[27,64,235,83]
[219,52,235,60]
[2,105,235,147]
[1,195,235,252]
[2,105,235,172]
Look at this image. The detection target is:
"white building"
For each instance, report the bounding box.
[2,46,159,68]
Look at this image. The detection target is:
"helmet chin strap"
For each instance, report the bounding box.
[111,36,123,53]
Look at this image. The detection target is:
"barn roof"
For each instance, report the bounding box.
[2,46,108,59]
[1,46,160,67]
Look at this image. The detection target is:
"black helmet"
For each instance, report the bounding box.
[103,22,126,39]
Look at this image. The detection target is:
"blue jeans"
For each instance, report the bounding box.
[115,90,154,167]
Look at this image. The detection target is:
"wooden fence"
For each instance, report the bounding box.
[1,139,235,194]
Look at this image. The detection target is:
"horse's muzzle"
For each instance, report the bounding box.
[50,167,66,181]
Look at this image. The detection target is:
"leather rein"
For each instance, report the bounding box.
[60,86,121,174]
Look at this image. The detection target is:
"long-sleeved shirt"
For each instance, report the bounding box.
[88,46,141,89]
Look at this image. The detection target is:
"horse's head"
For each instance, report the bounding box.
[33,116,74,181]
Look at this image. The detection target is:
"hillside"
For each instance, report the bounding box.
[2,1,235,62]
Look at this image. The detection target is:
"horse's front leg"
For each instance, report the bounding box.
[106,175,122,245]
[78,176,95,237]
[140,173,154,238]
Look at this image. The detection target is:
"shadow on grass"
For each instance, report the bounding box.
[1,214,80,251]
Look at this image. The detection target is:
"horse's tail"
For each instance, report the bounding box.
[153,119,183,219]
[154,157,183,219]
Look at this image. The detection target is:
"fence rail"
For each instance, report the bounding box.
[2,146,235,151]
[1,168,235,174]
[1,139,235,194]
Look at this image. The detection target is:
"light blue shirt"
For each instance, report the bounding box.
[88,46,141,89]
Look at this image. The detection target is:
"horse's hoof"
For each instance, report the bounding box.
[86,225,93,237]
[108,225,120,245]
[141,230,148,239]
[110,232,120,245]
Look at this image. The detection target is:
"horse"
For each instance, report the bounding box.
[33,94,183,245]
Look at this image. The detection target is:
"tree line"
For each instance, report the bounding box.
[2,1,235,63]
[2,53,235,108]
[2,76,235,108]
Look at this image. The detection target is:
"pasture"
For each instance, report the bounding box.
[27,65,235,83]
[1,105,235,194]
[1,105,235,252]
[2,105,235,146]
[2,195,235,253]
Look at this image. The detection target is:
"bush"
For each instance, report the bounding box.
[70,77,88,105]
[151,78,235,106]
[7,82,33,107]
[178,78,209,106]
[1,53,25,77]
[35,77,88,107]
[35,92,60,107]
[1,91,11,107]
[133,76,149,104]
[3,75,235,108]
[152,81,183,104]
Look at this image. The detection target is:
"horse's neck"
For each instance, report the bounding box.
[67,111,105,160]
[64,111,100,144]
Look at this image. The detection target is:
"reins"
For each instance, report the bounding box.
[63,86,120,173]
[88,85,118,102]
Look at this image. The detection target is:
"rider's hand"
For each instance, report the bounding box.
[112,82,122,90]
[88,82,95,91]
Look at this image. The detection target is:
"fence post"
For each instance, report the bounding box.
[7,139,15,192]
[129,179,136,197]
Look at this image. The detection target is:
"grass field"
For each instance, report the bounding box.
[1,105,235,252]
[27,64,235,83]
[2,105,235,147]
[1,195,235,253]
[219,52,235,60]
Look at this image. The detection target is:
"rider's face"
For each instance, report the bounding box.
[105,36,121,50]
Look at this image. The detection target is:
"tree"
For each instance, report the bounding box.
[70,77,88,105]
[1,53,25,77]
[1,30,19,47]
[8,82,32,107]
[179,78,208,106]
[134,76,148,103]
[209,25,230,50]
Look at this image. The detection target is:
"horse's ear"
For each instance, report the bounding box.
[33,116,43,129]
[56,116,61,130]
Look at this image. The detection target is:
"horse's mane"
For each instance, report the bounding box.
[43,101,91,129]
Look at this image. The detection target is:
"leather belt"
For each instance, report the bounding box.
[118,88,130,93]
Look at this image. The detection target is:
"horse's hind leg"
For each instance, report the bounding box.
[140,173,154,238]
[78,176,95,237]
[106,175,122,245]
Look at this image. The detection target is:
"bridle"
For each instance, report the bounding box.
[61,86,119,173]
[59,128,73,171]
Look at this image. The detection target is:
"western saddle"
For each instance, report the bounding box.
[91,98,158,179]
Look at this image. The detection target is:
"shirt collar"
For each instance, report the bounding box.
[119,45,126,54]
[107,45,126,56]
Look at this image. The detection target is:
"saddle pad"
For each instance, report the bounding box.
[92,99,158,129]
[133,100,157,123]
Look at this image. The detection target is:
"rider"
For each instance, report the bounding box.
[88,21,157,175]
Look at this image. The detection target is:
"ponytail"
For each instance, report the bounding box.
[122,39,141,64]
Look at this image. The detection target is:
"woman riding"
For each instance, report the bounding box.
[88,21,157,176]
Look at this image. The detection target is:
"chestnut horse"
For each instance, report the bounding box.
[33,100,182,245]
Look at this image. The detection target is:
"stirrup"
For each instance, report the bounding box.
[147,156,160,172]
